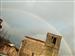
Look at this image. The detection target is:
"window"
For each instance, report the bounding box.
[32,53,34,56]
[52,36,56,45]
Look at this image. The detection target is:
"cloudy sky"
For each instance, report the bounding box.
[0,0,75,56]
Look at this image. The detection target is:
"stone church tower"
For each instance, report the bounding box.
[45,33,62,56]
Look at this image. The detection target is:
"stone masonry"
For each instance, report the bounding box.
[19,33,62,56]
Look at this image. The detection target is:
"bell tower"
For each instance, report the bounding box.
[45,33,62,56]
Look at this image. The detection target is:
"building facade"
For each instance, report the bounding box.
[19,36,45,56]
[19,33,62,56]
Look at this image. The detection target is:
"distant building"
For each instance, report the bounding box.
[0,36,18,56]
[19,33,62,56]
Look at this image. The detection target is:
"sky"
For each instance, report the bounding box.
[0,0,75,56]
[0,0,73,1]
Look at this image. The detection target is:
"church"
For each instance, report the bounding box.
[19,33,62,56]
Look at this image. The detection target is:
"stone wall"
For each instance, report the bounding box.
[19,36,45,56]
[19,33,62,56]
